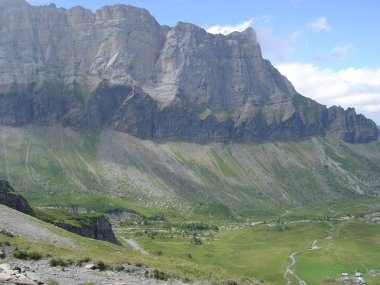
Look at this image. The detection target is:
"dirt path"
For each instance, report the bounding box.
[284,249,307,285]
[121,237,149,255]
[284,222,335,285]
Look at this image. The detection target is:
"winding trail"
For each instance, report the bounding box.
[121,237,149,255]
[284,222,335,285]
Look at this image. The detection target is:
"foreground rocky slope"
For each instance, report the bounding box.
[0,0,377,143]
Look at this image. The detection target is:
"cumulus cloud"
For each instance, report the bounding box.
[309,17,331,32]
[276,63,380,124]
[207,18,254,35]
[206,16,271,35]
[329,44,353,58]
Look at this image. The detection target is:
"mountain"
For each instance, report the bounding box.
[0,0,377,143]
[0,1,379,217]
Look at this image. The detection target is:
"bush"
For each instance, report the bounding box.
[95,261,108,271]
[113,264,125,272]
[13,250,42,260]
[79,283,96,285]
[0,241,11,246]
[191,237,202,245]
[13,250,28,260]
[27,251,42,260]
[76,257,91,267]
[49,258,67,267]
[153,269,169,281]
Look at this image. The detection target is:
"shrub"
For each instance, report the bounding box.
[13,250,28,260]
[153,269,169,281]
[79,283,96,285]
[49,258,67,267]
[113,264,125,272]
[95,261,108,271]
[76,257,91,267]
[191,237,202,245]
[27,251,42,260]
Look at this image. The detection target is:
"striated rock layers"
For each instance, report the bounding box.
[0,0,377,143]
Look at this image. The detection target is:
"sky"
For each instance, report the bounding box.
[27,0,380,125]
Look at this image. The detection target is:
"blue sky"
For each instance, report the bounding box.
[27,0,380,124]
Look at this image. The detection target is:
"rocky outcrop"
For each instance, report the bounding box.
[0,180,117,244]
[0,0,377,143]
[327,106,379,143]
[55,214,119,245]
[0,180,33,215]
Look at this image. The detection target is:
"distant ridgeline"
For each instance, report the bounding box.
[0,0,377,143]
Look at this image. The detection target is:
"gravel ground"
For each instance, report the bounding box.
[0,205,74,247]
[3,259,186,285]
[0,259,189,285]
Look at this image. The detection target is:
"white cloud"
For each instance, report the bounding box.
[206,16,271,36]
[329,44,353,58]
[309,17,331,32]
[276,63,380,124]
[206,18,255,35]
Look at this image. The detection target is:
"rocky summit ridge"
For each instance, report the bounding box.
[0,1,378,143]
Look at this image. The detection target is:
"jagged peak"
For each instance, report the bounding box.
[174,21,207,33]
[0,0,30,7]
[95,4,155,21]
[228,27,258,44]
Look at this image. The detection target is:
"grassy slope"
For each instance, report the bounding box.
[0,126,379,219]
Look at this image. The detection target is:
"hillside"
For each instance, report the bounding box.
[1,125,379,218]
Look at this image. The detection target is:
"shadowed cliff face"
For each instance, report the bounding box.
[0,180,33,214]
[0,1,377,143]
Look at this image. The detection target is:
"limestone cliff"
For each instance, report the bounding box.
[0,0,377,143]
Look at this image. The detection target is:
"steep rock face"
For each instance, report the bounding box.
[56,215,118,244]
[0,0,378,143]
[327,106,379,143]
[0,180,33,214]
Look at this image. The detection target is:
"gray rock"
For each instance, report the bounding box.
[0,262,11,271]
[84,263,96,270]
[0,272,11,281]
[0,1,377,143]
[25,271,42,283]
